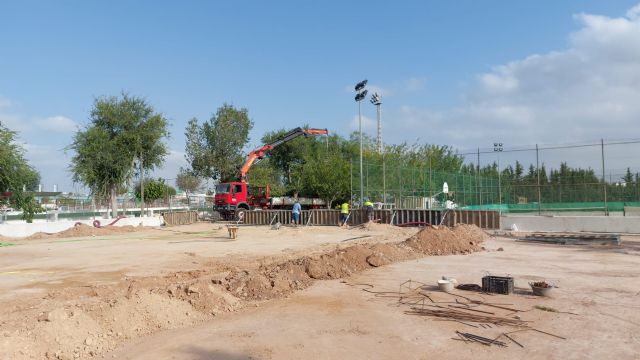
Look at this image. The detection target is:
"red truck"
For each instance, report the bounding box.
[214,127,328,220]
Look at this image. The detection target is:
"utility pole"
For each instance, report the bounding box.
[477,147,481,205]
[493,142,503,209]
[140,154,145,217]
[536,144,541,215]
[601,139,608,216]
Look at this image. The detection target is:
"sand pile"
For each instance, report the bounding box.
[25,223,140,240]
[402,224,486,255]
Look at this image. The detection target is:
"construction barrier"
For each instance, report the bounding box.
[162,211,198,226]
[242,209,500,229]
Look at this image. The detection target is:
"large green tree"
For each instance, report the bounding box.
[0,122,41,220]
[68,94,168,218]
[301,144,350,208]
[185,104,253,182]
[0,122,40,197]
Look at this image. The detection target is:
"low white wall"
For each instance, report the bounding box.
[501,215,640,233]
[0,216,164,238]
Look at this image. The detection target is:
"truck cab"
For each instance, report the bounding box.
[214,182,274,219]
[214,182,249,214]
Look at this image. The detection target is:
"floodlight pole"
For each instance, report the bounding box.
[354,80,367,208]
[375,103,382,154]
[493,143,503,211]
[359,100,363,207]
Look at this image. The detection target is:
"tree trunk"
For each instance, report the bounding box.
[110,184,118,219]
[140,155,145,217]
[123,160,135,217]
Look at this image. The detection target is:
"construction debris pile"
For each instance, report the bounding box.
[360,279,567,348]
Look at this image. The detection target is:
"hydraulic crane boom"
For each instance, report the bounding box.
[239,127,328,181]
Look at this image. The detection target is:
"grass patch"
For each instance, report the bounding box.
[534,305,558,312]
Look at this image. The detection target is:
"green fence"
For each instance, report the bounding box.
[350,159,640,214]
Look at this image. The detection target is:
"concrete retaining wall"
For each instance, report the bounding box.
[501,215,640,233]
[0,216,164,238]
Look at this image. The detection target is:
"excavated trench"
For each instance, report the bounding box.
[2,224,487,360]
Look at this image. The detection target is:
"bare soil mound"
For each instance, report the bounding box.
[224,225,486,300]
[25,223,140,240]
[1,224,486,359]
[403,224,486,255]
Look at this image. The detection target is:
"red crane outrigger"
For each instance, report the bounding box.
[214,127,328,219]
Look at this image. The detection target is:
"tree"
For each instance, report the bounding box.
[68,94,168,218]
[0,122,41,220]
[0,122,40,198]
[244,160,286,196]
[623,168,634,184]
[185,104,253,182]
[176,169,202,207]
[301,146,350,209]
[12,192,44,223]
[135,178,175,202]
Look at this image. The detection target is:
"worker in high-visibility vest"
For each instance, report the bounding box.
[364,200,374,222]
[339,201,349,227]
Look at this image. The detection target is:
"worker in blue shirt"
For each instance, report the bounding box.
[292,199,302,226]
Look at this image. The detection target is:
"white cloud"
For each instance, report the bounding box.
[33,115,79,133]
[389,4,640,150]
[626,3,640,20]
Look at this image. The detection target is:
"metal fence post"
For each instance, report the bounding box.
[536,144,541,215]
[601,139,608,215]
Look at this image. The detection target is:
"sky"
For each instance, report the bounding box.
[2,0,640,192]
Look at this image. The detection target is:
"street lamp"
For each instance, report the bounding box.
[370,92,382,154]
[354,80,368,207]
[493,142,503,209]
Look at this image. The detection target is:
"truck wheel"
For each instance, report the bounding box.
[236,209,246,221]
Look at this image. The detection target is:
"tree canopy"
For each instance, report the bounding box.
[176,169,202,195]
[0,122,40,196]
[185,104,253,182]
[68,93,168,217]
[135,178,176,202]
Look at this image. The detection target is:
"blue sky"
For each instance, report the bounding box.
[2,1,640,191]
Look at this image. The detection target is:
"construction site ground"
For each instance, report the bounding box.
[1,223,639,359]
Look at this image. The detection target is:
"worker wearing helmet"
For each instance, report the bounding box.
[364,200,374,222]
[339,201,349,227]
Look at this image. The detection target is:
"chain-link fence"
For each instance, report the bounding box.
[351,139,640,215]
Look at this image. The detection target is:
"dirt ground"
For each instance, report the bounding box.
[1,223,639,359]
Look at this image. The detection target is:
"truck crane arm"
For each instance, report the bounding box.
[239,127,328,181]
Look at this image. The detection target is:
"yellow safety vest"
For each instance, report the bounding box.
[340,203,349,214]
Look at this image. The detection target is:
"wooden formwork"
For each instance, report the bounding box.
[242,209,500,229]
[162,211,198,226]
[441,210,500,229]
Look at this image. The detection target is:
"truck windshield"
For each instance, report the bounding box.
[215,184,231,194]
